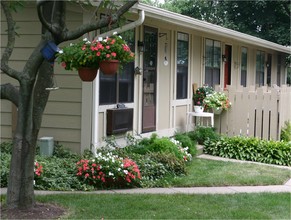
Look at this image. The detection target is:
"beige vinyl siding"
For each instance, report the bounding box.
[0,4,84,153]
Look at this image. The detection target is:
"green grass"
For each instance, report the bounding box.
[35,193,291,219]
[167,158,291,187]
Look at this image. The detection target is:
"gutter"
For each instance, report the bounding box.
[96,10,145,39]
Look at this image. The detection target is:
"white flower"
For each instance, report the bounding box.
[83,38,88,41]
[109,172,114,176]
[58,50,63,54]
[123,170,128,175]
[117,168,121,171]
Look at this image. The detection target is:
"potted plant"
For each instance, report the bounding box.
[56,35,135,80]
[193,85,214,113]
[203,91,231,114]
[98,35,135,75]
[56,38,101,81]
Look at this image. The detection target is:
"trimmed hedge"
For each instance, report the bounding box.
[204,136,291,166]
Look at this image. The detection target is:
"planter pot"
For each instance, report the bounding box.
[78,68,98,82]
[41,41,59,62]
[100,60,119,75]
[213,108,223,115]
[194,105,204,113]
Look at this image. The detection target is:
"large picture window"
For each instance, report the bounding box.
[176,32,189,99]
[99,29,135,105]
[205,39,221,87]
[241,47,248,87]
[256,51,265,86]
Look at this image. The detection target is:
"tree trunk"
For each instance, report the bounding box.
[7,82,37,209]
[6,61,53,209]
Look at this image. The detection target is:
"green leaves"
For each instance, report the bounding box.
[204,136,291,166]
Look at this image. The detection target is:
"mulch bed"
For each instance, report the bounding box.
[1,202,66,219]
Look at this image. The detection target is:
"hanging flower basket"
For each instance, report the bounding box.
[99,60,119,75]
[78,68,98,82]
[213,107,223,115]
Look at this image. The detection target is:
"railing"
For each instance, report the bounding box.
[214,85,291,140]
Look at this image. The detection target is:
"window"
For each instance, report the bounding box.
[99,29,135,105]
[205,39,221,87]
[256,51,265,86]
[176,32,189,99]
[241,47,247,87]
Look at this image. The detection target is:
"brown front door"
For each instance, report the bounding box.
[224,45,232,88]
[142,26,157,133]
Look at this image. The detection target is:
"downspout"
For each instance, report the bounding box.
[91,10,145,153]
[96,10,145,39]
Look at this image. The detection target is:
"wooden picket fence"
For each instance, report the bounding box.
[214,85,291,140]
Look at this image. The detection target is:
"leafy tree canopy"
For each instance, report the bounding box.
[145,0,291,46]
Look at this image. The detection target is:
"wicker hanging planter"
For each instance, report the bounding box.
[99,60,119,75]
[78,67,98,82]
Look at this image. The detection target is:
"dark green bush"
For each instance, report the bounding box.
[174,132,197,156]
[34,155,88,191]
[0,142,12,154]
[280,121,291,142]
[126,134,185,160]
[0,153,10,187]
[204,136,291,166]
[188,126,220,145]
[148,152,186,176]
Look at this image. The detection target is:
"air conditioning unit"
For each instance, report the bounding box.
[106,108,133,135]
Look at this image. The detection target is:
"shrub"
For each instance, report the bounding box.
[204,136,291,166]
[34,155,87,191]
[125,134,192,162]
[0,153,10,187]
[0,142,12,154]
[76,151,141,189]
[174,132,197,156]
[280,121,291,142]
[188,126,220,145]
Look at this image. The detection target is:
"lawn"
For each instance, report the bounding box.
[36,193,291,219]
[167,158,291,187]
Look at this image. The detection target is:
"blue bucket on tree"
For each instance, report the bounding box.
[41,41,59,61]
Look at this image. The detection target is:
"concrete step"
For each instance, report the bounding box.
[196,145,204,156]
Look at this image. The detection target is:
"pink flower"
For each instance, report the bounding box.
[106,54,110,58]
[111,52,116,57]
[106,45,110,50]
[85,173,89,178]
[61,62,66,68]
[96,52,101,56]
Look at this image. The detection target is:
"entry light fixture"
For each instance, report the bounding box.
[222,54,227,62]
[138,40,144,52]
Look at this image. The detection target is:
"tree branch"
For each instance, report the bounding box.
[0,83,19,107]
[37,0,56,35]
[1,1,21,81]
[63,0,138,41]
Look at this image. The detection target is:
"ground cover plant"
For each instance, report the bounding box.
[8,193,288,219]
[204,136,291,166]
